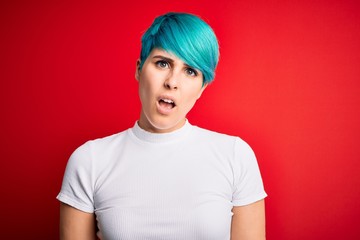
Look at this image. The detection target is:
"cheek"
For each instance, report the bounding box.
[139,74,152,96]
[138,75,161,106]
[138,81,150,107]
[140,70,163,91]
[183,88,203,108]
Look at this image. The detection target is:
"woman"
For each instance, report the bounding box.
[57,12,267,240]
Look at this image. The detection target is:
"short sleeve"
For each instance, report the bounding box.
[232,137,267,206]
[56,142,95,213]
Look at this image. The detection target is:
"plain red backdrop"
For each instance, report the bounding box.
[1,0,359,239]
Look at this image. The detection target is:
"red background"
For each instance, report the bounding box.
[1,0,359,239]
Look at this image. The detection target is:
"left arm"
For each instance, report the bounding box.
[230,199,266,240]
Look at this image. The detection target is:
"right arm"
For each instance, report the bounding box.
[59,203,97,240]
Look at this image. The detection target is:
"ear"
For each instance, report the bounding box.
[197,83,208,99]
[135,59,141,81]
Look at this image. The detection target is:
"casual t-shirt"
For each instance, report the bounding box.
[57,121,267,240]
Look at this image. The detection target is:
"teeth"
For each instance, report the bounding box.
[162,99,174,104]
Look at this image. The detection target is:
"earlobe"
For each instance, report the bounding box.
[135,59,141,81]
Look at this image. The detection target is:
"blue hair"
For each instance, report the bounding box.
[140,12,220,84]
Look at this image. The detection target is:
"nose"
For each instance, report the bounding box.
[164,72,178,90]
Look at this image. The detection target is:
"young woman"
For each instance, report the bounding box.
[57,12,267,240]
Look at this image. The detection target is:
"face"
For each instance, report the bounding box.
[136,48,207,133]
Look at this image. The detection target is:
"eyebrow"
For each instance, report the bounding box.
[152,55,174,63]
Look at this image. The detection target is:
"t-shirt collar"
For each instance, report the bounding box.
[131,119,192,143]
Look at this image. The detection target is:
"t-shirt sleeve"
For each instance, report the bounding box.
[232,137,267,206]
[56,142,95,213]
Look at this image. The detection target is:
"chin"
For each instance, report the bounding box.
[147,117,185,133]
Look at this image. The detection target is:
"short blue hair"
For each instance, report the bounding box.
[140,12,220,84]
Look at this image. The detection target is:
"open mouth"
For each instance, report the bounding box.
[158,98,176,109]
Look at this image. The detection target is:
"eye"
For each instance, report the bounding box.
[156,60,169,69]
[185,68,198,77]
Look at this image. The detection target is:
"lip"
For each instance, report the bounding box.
[156,94,177,115]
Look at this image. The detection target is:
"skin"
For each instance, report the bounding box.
[136,48,207,133]
[59,48,266,240]
[59,203,97,240]
[231,200,266,240]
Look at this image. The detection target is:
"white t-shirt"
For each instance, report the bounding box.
[57,121,267,240]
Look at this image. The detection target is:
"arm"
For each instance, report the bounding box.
[59,203,97,240]
[230,199,266,240]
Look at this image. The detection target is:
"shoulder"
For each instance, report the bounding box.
[79,127,131,152]
[190,124,255,159]
[189,125,242,156]
[191,125,235,140]
[68,128,131,163]
[191,125,248,147]
[63,128,132,180]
